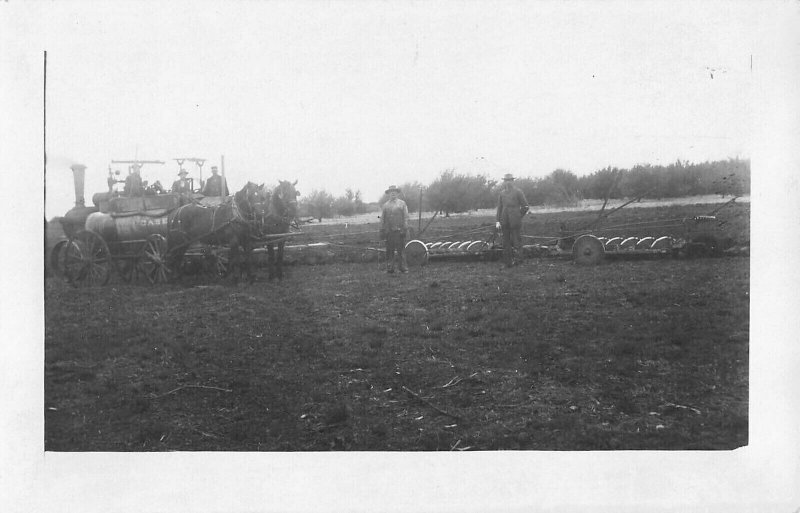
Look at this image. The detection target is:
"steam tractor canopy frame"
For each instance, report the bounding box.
[109,159,166,192]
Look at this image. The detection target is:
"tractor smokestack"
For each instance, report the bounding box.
[70,164,87,207]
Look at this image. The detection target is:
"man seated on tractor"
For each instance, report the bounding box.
[201,166,229,197]
[123,166,144,196]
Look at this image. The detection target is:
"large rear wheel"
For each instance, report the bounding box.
[140,234,171,284]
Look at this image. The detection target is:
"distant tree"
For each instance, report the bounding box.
[505,170,581,207]
[426,170,497,215]
[353,189,366,214]
[551,169,581,205]
[578,166,623,200]
[332,188,367,217]
[465,174,496,210]
[528,169,581,207]
[713,172,744,197]
[511,177,540,206]
[604,158,750,199]
[707,158,749,197]
[300,189,334,222]
[550,169,579,193]
[620,164,657,198]
[479,177,499,208]
[660,159,693,197]
[333,189,355,217]
[427,169,464,216]
[548,157,750,201]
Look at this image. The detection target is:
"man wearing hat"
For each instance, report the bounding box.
[496,173,529,267]
[171,168,192,195]
[202,165,229,197]
[381,185,410,274]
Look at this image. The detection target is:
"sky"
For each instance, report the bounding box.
[31,1,759,219]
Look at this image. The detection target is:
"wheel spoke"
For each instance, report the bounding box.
[139,235,170,284]
[216,256,228,276]
[145,240,158,260]
[71,263,89,283]
[89,265,103,285]
[66,231,112,287]
[65,255,83,266]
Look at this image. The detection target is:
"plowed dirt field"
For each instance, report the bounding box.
[45,201,749,450]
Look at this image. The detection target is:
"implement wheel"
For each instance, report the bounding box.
[140,234,171,284]
[64,230,112,287]
[572,234,605,266]
[404,239,429,266]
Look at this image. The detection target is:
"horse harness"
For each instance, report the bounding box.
[254,187,296,238]
[168,189,261,253]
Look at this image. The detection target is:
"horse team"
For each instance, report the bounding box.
[169,180,299,283]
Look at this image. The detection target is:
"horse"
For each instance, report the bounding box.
[253,180,299,280]
[168,182,264,283]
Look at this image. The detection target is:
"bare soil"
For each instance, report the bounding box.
[44,201,749,451]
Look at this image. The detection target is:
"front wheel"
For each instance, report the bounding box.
[64,230,112,287]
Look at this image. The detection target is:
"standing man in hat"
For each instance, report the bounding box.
[496,173,529,267]
[202,165,229,197]
[171,168,192,195]
[381,185,410,274]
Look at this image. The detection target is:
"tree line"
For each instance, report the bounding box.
[299,158,749,220]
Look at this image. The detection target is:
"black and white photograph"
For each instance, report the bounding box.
[3,1,799,512]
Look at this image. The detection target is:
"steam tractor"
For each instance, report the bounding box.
[50,160,226,286]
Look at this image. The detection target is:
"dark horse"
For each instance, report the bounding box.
[168,182,265,282]
[254,180,299,280]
